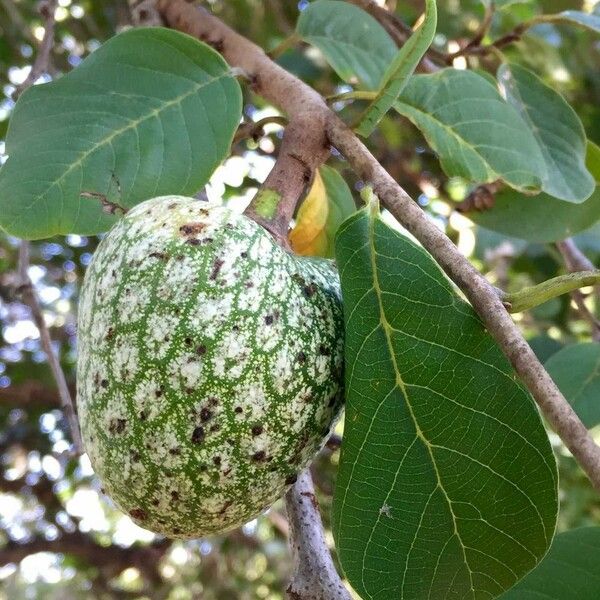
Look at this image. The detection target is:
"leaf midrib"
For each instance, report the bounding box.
[366,211,476,598]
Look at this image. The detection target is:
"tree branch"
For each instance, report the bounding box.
[154,0,600,492]
[557,239,600,342]
[13,0,58,99]
[17,243,83,453]
[285,470,352,600]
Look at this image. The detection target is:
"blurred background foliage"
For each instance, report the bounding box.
[0,0,599,598]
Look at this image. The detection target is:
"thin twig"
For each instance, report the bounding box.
[233,115,288,145]
[153,0,600,492]
[13,0,58,99]
[557,239,600,342]
[17,243,83,453]
[285,470,352,600]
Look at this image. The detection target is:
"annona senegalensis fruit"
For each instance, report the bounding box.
[76,196,344,538]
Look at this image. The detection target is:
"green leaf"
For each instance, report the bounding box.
[0,28,242,239]
[333,205,558,600]
[500,528,600,599]
[586,140,600,182]
[498,63,594,203]
[355,0,437,137]
[468,187,600,243]
[544,11,600,35]
[395,69,547,193]
[296,0,396,90]
[544,344,600,429]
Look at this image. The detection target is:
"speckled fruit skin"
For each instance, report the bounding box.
[77,195,344,539]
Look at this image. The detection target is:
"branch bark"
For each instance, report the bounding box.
[155,0,600,493]
[285,470,352,600]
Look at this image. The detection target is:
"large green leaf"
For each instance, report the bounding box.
[355,0,437,137]
[333,205,557,600]
[500,528,600,599]
[395,69,547,193]
[498,63,594,203]
[0,28,242,239]
[545,344,600,429]
[296,0,396,90]
[469,187,600,243]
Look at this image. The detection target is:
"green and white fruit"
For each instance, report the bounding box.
[77,196,344,538]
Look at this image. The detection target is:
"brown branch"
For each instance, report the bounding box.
[154,0,600,492]
[233,115,288,145]
[0,380,73,407]
[13,0,58,99]
[285,470,352,600]
[0,531,170,584]
[17,242,83,453]
[557,239,600,342]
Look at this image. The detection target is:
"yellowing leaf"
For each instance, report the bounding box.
[289,166,355,258]
[289,170,328,256]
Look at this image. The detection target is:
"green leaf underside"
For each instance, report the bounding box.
[320,165,356,257]
[395,69,547,193]
[544,344,600,429]
[548,11,600,35]
[500,528,600,599]
[333,208,557,600]
[498,63,594,203]
[469,187,600,243]
[296,0,396,90]
[355,0,437,137]
[0,28,242,239]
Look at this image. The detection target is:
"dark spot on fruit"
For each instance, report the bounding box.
[184,337,192,345]
[210,423,221,433]
[151,498,160,506]
[169,447,181,456]
[319,344,330,356]
[252,451,266,462]
[285,474,298,485]
[130,508,147,521]
[200,408,212,422]
[213,456,221,466]
[131,450,141,462]
[168,202,177,209]
[100,487,106,494]
[264,315,274,325]
[100,379,109,388]
[191,426,205,444]
[234,406,243,414]
[209,258,224,280]
[208,397,219,406]
[179,222,206,236]
[176,254,185,261]
[303,283,317,298]
[232,325,240,333]
[185,387,194,395]
[173,527,182,534]
[149,251,168,260]
[196,345,207,356]
[105,327,114,340]
[164,334,170,342]
[223,467,232,477]
[155,388,164,398]
[139,410,148,421]
[171,490,180,500]
[227,439,235,445]
[108,418,126,435]
[251,424,263,436]
[186,238,201,246]
[245,281,254,288]
[199,464,207,471]
[240,251,248,258]
[219,500,233,514]
[296,352,306,363]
